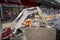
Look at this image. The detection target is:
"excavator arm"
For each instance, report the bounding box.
[13,7,42,34]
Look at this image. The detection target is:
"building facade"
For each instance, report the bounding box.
[0,0,59,22]
[0,0,25,21]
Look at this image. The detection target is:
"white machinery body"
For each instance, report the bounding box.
[13,7,43,34]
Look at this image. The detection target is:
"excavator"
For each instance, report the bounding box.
[2,7,55,40]
[12,7,42,34]
[10,7,55,34]
[2,6,58,40]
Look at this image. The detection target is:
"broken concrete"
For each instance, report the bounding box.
[24,27,56,40]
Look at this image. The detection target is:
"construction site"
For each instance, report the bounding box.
[0,0,60,40]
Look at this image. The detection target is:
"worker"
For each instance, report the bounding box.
[25,19,32,27]
[2,27,13,40]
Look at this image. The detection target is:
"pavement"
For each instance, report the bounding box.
[2,21,17,29]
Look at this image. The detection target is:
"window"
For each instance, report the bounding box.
[8,0,21,2]
[14,0,16,1]
[50,8,54,14]
[42,8,47,13]
[13,0,21,2]
[47,9,50,15]
[59,10,60,13]
[41,8,45,13]
[54,9,58,14]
